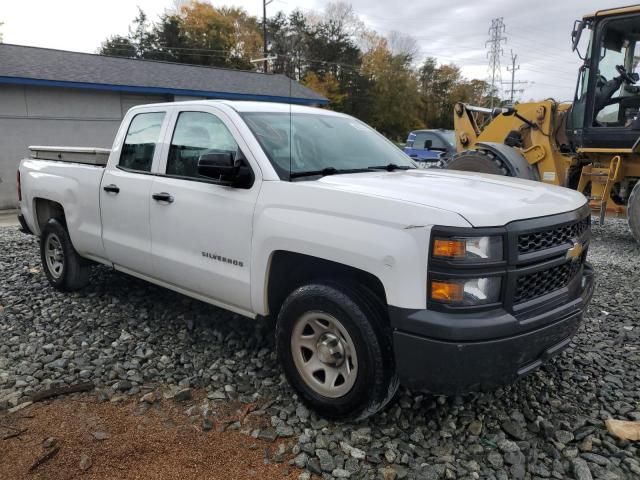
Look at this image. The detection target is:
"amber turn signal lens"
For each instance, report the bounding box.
[430,281,464,302]
[433,238,466,259]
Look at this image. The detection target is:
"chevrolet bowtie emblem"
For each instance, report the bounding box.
[566,241,584,262]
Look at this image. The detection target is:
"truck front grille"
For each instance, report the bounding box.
[514,254,585,303]
[518,217,590,255]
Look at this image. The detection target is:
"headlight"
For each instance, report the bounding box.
[433,235,503,261]
[430,276,502,306]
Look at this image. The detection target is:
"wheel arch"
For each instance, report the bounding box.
[33,198,66,234]
[264,251,388,319]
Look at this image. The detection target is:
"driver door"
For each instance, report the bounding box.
[149,107,260,314]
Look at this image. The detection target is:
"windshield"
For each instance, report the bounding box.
[241,112,415,180]
[441,130,455,147]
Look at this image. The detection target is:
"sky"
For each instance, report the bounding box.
[0,0,629,101]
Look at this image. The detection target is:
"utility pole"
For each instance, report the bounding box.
[506,50,520,103]
[503,50,527,104]
[486,17,507,110]
[263,0,273,73]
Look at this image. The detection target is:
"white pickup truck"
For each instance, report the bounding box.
[17,100,594,419]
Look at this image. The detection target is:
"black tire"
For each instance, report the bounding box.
[628,180,640,243]
[446,149,510,176]
[40,218,90,291]
[276,282,398,420]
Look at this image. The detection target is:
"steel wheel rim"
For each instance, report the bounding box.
[45,233,64,279]
[291,311,358,398]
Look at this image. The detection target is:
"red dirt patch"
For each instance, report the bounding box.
[0,393,300,480]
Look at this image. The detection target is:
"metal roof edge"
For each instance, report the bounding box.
[0,76,329,105]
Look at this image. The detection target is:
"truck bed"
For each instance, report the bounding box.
[29,146,111,166]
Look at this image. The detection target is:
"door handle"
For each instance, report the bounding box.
[152,192,174,203]
[103,184,120,194]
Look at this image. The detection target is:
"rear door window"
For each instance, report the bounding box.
[118,112,166,172]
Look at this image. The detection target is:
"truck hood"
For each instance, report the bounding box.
[313,169,587,227]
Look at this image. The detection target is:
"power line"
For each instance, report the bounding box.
[486,17,507,109]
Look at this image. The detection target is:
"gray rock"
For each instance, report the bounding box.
[555,430,574,444]
[294,452,309,469]
[498,439,519,453]
[276,423,294,438]
[173,388,192,401]
[468,420,483,436]
[43,437,57,449]
[487,450,504,468]
[92,431,109,441]
[332,468,351,478]
[79,453,92,471]
[295,405,310,420]
[572,458,593,480]
[502,420,527,441]
[315,448,334,472]
[580,453,609,466]
[258,428,277,442]
[46,358,69,369]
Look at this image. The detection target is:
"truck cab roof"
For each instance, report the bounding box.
[127,99,343,116]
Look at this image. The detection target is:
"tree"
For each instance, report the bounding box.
[98,2,262,69]
[418,58,492,129]
[302,71,346,108]
[95,2,494,140]
[361,35,422,139]
[100,36,137,58]
[0,21,4,43]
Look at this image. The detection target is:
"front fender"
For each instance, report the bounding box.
[250,182,470,314]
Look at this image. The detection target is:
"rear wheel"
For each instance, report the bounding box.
[276,282,398,420]
[628,180,640,243]
[40,218,90,291]
[446,149,509,176]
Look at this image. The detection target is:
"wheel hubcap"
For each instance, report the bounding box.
[45,234,64,279]
[291,311,358,398]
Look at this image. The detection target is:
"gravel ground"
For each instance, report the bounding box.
[1,219,640,480]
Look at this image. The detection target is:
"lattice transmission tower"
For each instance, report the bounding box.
[486,17,507,109]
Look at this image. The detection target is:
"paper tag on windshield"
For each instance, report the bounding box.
[543,171,556,182]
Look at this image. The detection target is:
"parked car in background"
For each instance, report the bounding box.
[404,129,456,167]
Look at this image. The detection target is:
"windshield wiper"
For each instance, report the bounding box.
[290,167,370,179]
[368,163,414,172]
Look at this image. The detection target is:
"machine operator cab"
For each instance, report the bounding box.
[569,8,640,149]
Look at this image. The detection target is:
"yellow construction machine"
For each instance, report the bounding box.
[447,5,640,242]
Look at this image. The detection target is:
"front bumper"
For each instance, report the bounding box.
[391,264,594,394]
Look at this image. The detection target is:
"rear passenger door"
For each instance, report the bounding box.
[100,110,168,276]
[149,107,260,314]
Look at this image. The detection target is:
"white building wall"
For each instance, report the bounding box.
[0,85,170,209]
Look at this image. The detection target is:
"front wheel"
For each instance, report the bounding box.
[276,283,398,420]
[40,218,90,291]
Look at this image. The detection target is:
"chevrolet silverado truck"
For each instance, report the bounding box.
[17,100,594,419]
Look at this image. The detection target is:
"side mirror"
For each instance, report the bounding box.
[424,139,432,149]
[197,151,238,181]
[571,20,585,52]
